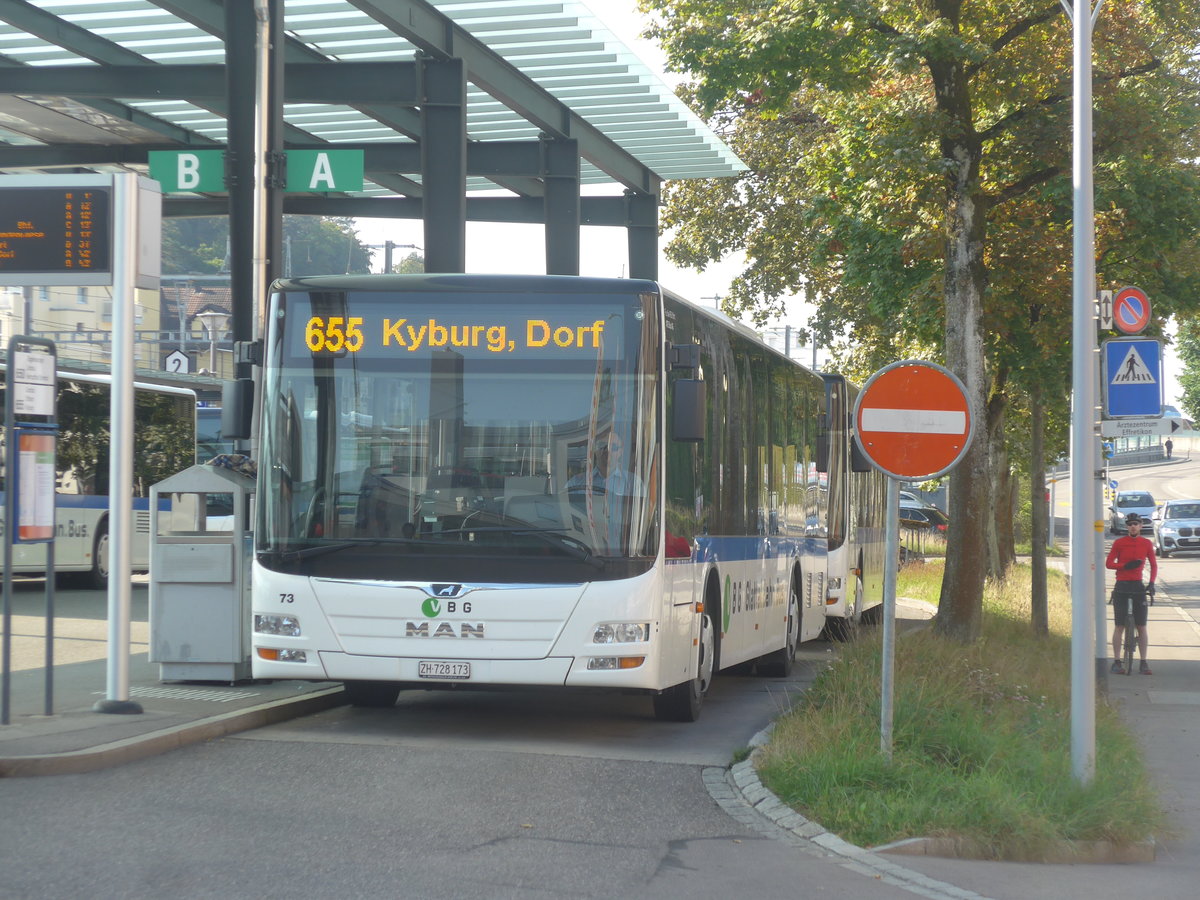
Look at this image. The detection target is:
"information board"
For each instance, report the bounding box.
[0,185,112,283]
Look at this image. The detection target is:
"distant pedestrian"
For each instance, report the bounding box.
[1165,438,1173,459]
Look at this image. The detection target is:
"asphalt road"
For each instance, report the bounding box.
[1,584,948,900]
[13,462,1198,899]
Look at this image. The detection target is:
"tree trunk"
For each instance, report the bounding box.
[931,42,989,643]
[986,387,1015,577]
[1030,389,1049,635]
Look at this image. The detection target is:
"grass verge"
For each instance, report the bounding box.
[755,560,1165,859]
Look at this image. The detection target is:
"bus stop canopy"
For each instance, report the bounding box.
[0,1,745,198]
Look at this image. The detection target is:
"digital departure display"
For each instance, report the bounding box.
[0,186,112,278]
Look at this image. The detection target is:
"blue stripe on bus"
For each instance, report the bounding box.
[692,535,826,564]
[0,493,158,511]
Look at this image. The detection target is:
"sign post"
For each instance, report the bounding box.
[2,337,57,724]
[853,361,973,760]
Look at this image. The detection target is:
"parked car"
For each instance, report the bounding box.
[899,490,944,512]
[1152,499,1200,557]
[899,505,949,533]
[1109,490,1157,534]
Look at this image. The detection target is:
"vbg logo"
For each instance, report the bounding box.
[422,585,470,617]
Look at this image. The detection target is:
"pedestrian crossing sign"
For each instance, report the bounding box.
[1103,338,1162,418]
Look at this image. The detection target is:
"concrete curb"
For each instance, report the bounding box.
[704,724,991,900]
[0,686,346,778]
[711,723,1156,877]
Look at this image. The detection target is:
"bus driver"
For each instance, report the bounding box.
[566,431,644,496]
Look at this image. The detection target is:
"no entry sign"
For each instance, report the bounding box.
[854,361,973,480]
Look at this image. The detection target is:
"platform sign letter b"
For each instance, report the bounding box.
[148,150,225,193]
[177,154,200,190]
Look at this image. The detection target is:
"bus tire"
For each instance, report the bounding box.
[343,680,400,708]
[85,521,110,591]
[653,605,716,722]
[758,577,800,677]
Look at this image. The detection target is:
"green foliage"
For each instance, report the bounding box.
[391,251,425,274]
[644,0,1200,462]
[162,215,373,276]
[1177,319,1200,422]
[162,217,228,273]
[755,564,1164,855]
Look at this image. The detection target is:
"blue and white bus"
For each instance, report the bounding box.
[250,274,884,719]
[0,365,196,588]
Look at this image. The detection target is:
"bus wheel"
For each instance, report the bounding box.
[758,581,800,677]
[343,680,400,708]
[85,522,110,591]
[653,608,716,722]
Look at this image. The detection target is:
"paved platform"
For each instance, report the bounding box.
[0,637,343,776]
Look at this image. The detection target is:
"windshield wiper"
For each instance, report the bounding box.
[435,525,598,562]
[277,537,410,562]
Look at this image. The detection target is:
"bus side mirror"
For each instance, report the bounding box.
[815,433,829,472]
[672,379,705,442]
[221,378,254,440]
[851,434,873,472]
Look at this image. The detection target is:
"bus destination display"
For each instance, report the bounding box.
[0,186,112,276]
[287,296,631,364]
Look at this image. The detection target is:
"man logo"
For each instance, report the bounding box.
[432,583,462,597]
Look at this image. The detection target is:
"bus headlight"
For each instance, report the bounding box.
[592,622,649,644]
[586,656,645,670]
[255,614,302,637]
[257,647,307,663]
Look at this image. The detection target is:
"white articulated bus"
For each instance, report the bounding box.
[0,365,196,588]
[250,274,884,720]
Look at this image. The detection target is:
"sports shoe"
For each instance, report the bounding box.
[1110,660,1125,675]
[1140,660,1153,675]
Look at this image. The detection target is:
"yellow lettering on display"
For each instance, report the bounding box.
[307,316,607,354]
[526,319,605,349]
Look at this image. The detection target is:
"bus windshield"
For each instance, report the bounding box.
[258,284,660,581]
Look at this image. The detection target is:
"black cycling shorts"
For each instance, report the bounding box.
[1111,584,1148,628]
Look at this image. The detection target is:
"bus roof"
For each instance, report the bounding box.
[271,273,660,296]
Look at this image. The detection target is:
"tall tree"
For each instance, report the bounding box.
[1177,319,1200,421]
[643,0,1200,640]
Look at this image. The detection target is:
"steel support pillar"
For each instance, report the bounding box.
[224,1,256,366]
[542,136,580,275]
[625,190,659,281]
[420,56,466,273]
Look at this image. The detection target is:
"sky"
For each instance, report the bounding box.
[350,1,1181,404]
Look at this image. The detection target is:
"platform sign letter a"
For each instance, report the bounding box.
[285,149,363,193]
[309,152,335,190]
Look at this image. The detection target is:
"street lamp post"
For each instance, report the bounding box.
[195,310,230,375]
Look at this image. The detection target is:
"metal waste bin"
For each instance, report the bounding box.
[149,464,255,681]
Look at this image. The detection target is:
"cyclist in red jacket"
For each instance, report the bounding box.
[1106,512,1158,674]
